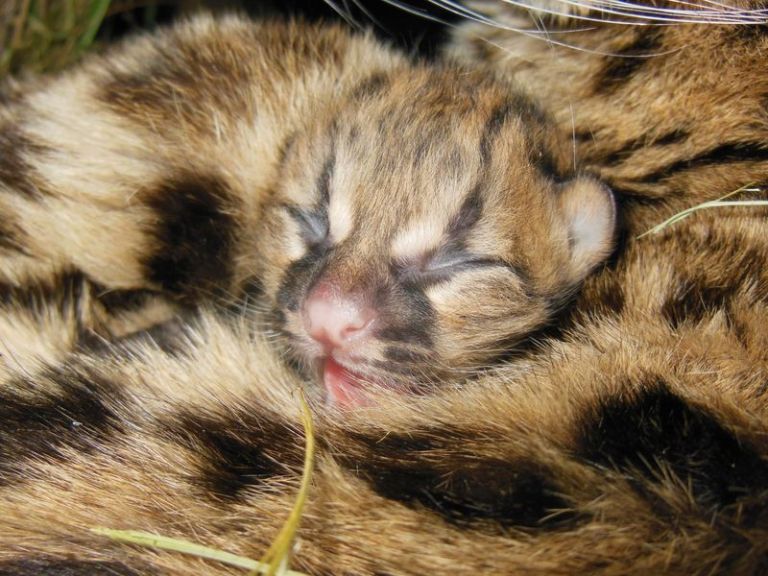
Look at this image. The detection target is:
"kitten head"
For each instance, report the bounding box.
[258,67,616,406]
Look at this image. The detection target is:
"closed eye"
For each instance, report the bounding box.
[394,249,514,286]
[425,252,502,274]
[286,205,328,247]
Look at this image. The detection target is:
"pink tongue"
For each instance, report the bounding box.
[323,358,369,408]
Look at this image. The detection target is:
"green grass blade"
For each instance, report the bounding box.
[637,184,764,239]
[91,528,309,575]
[256,390,316,576]
[92,391,315,576]
[77,0,110,50]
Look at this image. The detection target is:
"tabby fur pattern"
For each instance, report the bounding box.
[1,2,768,575]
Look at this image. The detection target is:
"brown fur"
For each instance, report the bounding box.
[0,15,614,389]
[0,4,767,575]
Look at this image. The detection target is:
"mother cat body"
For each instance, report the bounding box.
[1,2,768,575]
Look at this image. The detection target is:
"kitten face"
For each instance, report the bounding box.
[258,68,616,406]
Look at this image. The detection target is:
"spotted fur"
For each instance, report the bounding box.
[1,3,768,575]
[0,15,615,395]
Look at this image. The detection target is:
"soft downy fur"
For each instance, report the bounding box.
[1,2,768,575]
[0,15,616,402]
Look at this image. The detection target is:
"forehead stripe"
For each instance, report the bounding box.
[480,102,515,164]
[446,187,483,241]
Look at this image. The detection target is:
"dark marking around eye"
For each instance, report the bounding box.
[392,190,526,289]
[286,144,337,247]
[287,205,328,247]
[395,254,519,290]
[276,244,331,313]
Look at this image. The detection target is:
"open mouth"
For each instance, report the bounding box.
[321,357,375,408]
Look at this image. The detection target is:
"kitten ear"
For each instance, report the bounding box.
[558,176,617,281]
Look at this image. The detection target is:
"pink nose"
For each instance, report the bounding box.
[303,282,375,351]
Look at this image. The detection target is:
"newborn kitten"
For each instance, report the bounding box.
[0,16,616,406]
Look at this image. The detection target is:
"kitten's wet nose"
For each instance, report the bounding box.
[303,282,375,351]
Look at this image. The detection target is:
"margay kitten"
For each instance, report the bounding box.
[0,15,615,406]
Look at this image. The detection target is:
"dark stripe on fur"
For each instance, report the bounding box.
[0,220,26,254]
[100,41,253,133]
[166,409,304,502]
[93,284,164,314]
[92,316,191,358]
[0,124,47,199]
[662,274,733,329]
[578,380,768,512]
[479,102,515,164]
[447,188,483,239]
[0,558,145,576]
[639,141,768,184]
[143,171,238,299]
[0,271,85,314]
[601,128,690,167]
[344,429,579,532]
[349,72,390,101]
[593,28,664,94]
[0,368,126,484]
[574,271,626,319]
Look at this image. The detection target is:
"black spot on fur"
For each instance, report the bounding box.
[575,272,625,318]
[594,28,664,93]
[0,124,47,199]
[345,430,579,532]
[144,172,238,299]
[167,409,305,502]
[579,381,768,511]
[0,558,145,576]
[662,275,732,329]
[0,368,125,484]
